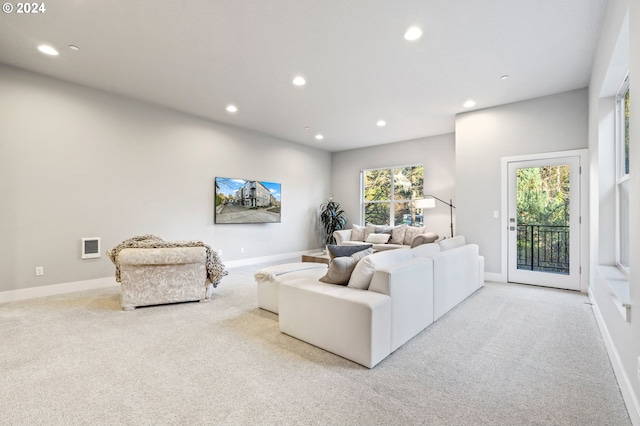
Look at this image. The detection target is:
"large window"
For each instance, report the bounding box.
[616,75,630,271]
[361,165,424,226]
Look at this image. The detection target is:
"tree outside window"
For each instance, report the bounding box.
[362,165,424,226]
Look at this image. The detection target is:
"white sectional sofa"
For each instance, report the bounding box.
[255,236,484,368]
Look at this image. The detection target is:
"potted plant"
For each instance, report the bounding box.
[320,198,347,246]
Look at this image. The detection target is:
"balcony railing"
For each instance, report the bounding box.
[517,224,569,275]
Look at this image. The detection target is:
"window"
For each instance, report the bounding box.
[361,165,424,226]
[616,75,630,271]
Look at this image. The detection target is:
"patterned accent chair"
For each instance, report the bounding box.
[117,247,211,310]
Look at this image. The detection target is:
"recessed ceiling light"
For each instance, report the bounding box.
[226,105,238,113]
[37,45,59,56]
[315,134,324,140]
[463,100,476,108]
[404,26,422,41]
[376,120,386,127]
[293,76,306,86]
[500,74,509,80]
[69,45,80,51]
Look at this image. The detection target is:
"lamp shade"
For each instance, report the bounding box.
[415,197,436,209]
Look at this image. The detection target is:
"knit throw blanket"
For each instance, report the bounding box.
[107,235,228,287]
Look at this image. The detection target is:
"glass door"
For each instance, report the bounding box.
[507,156,581,290]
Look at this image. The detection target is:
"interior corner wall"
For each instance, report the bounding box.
[587,0,640,422]
[0,64,331,293]
[330,133,455,240]
[454,88,589,277]
[629,0,640,418]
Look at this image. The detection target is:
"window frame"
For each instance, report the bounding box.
[615,73,630,274]
[360,164,424,227]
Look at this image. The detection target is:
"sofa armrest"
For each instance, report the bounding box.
[333,229,352,245]
[410,231,439,247]
[368,257,434,351]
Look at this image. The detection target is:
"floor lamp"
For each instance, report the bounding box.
[415,195,456,238]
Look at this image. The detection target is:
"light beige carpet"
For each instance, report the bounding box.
[0,261,631,425]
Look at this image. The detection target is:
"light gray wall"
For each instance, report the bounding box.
[455,88,589,275]
[630,0,640,415]
[0,65,331,292]
[588,0,640,419]
[330,133,456,240]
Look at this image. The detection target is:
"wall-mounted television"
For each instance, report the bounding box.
[214,177,281,224]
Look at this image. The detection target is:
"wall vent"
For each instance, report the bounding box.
[82,237,101,259]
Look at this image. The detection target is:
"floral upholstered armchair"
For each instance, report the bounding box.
[107,235,227,310]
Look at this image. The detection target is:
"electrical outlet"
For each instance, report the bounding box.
[218,249,222,256]
[493,210,499,219]
[240,247,245,254]
[35,266,44,276]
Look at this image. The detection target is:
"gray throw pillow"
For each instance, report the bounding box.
[327,244,373,260]
[319,248,373,285]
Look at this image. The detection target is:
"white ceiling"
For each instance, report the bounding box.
[0,0,607,152]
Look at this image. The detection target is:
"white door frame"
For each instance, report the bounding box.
[500,149,589,292]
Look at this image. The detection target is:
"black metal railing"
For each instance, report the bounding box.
[517,224,569,274]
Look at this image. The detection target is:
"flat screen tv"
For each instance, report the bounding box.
[215,177,281,224]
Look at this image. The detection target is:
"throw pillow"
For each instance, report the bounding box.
[363,224,378,241]
[326,243,373,260]
[403,226,426,246]
[365,233,391,244]
[319,248,373,285]
[351,224,366,242]
[389,224,408,244]
[348,248,413,290]
[364,224,391,240]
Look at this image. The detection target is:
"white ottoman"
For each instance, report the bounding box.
[254,262,328,314]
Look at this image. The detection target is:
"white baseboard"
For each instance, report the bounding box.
[0,277,118,305]
[224,249,318,269]
[484,272,504,283]
[0,250,317,304]
[589,289,640,426]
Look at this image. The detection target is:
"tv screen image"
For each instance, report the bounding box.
[215,177,281,224]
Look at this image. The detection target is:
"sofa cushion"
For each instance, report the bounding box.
[411,242,441,257]
[439,235,466,251]
[389,224,408,244]
[410,232,439,248]
[403,226,426,245]
[348,248,413,290]
[326,243,372,259]
[365,233,391,244]
[351,224,366,241]
[320,248,373,285]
